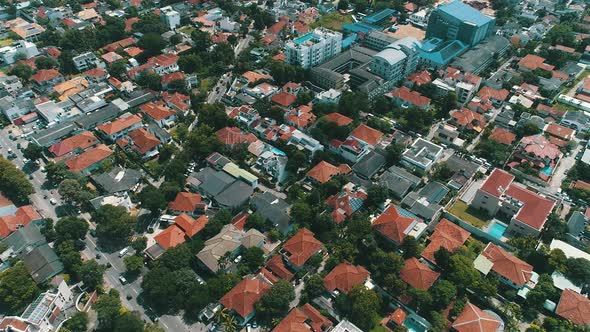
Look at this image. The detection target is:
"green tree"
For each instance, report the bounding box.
[136,71,162,90]
[114,312,144,332]
[401,236,422,258]
[94,289,122,330]
[144,323,165,332]
[430,280,457,310]
[366,185,388,209]
[548,249,567,273]
[55,217,89,244]
[63,312,88,332]
[241,247,264,273]
[0,157,34,204]
[45,161,73,184]
[78,260,105,290]
[138,32,166,56]
[137,185,167,214]
[338,0,349,10]
[432,162,453,182]
[131,236,148,253]
[93,205,136,249]
[58,178,95,206]
[447,254,480,291]
[304,274,326,299]
[565,257,590,286]
[22,143,44,161]
[245,213,266,231]
[35,56,59,69]
[124,255,144,274]
[385,143,405,167]
[255,280,295,323]
[9,64,33,81]
[348,285,380,331]
[0,263,40,314]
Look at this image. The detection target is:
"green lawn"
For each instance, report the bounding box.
[0,39,13,46]
[311,12,352,31]
[178,26,195,35]
[554,101,580,113]
[448,201,490,229]
[370,326,390,332]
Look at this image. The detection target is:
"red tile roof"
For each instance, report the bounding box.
[556,288,590,326]
[0,206,41,238]
[505,184,555,231]
[124,46,143,57]
[174,213,208,238]
[372,205,418,244]
[349,124,383,146]
[65,144,113,172]
[48,131,97,157]
[451,108,487,131]
[479,168,515,198]
[168,192,203,213]
[326,190,367,224]
[422,219,470,264]
[518,54,554,71]
[125,17,139,32]
[31,69,61,83]
[390,86,431,108]
[545,123,575,141]
[83,67,108,78]
[127,127,160,154]
[481,243,534,287]
[219,276,272,318]
[0,318,29,331]
[97,114,142,136]
[216,127,257,146]
[406,70,432,85]
[266,255,294,281]
[272,304,333,332]
[489,127,516,145]
[520,135,562,160]
[400,257,440,290]
[268,20,287,35]
[282,228,323,268]
[323,261,370,294]
[452,302,502,332]
[139,102,176,121]
[321,112,353,126]
[101,37,136,52]
[162,92,190,112]
[154,224,186,250]
[571,180,590,191]
[271,91,297,107]
[478,86,509,102]
[306,161,351,184]
[161,71,185,85]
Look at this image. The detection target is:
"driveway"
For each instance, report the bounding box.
[548,141,583,193]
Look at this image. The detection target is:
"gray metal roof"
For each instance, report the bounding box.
[251,192,291,234]
[30,122,80,147]
[352,150,386,179]
[22,244,64,284]
[91,167,142,194]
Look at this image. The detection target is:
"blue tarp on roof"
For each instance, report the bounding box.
[438,0,493,26]
[342,22,378,34]
[364,8,397,24]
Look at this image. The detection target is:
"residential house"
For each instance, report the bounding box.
[196,224,266,272]
[387,87,431,110]
[254,149,288,184]
[474,243,538,297]
[285,105,317,130]
[325,184,367,224]
[379,165,421,199]
[321,112,353,127]
[265,254,295,282]
[401,182,449,221]
[48,130,98,159]
[471,169,555,236]
[306,161,351,185]
[545,123,576,142]
[401,138,444,172]
[450,108,487,132]
[127,54,180,79]
[219,274,273,326]
[0,205,42,239]
[118,127,161,159]
[272,304,333,332]
[323,261,370,296]
[567,211,588,243]
[162,91,190,112]
[372,205,427,246]
[271,91,297,109]
[352,150,386,180]
[72,52,105,72]
[333,124,384,162]
[478,86,509,107]
[168,192,206,216]
[489,127,516,146]
[90,167,141,194]
[139,102,176,128]
[422,219,470,265]
[251,192,291,235]
[146,214,209,259]
[400,257,440,290]
[280,228,323,271]
[31,69,64,93]
[452,302,504,332]
[191,167,254,209]
[96,114,142,141]
[64,144,113,174]
[216,127,257,146]
[514,135,562,179]
[555,288,590,326]
[518,54,555,72]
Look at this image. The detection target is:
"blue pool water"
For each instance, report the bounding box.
[294,33,314,44]
[404,320,427,332]
[541,166,553,176]
[488,222,507,239]
[271,148,286,156]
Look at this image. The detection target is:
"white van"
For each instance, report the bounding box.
[118,247,130,257]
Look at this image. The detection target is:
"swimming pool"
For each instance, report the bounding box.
[488,221,507,239]
[404,320,427,332]
[293,33,314,44]
[271,147,286,156]
[541,166,553,176]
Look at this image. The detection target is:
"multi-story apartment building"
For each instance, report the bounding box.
[285,28,342,69]
[370,37,422,82]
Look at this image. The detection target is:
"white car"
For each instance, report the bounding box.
[49,198,57,205]
[234,255,242,263]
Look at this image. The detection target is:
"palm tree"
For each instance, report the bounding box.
[214,307,237,332]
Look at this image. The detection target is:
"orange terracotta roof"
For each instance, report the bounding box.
[323,261,370,294]
[161,91,190,112]
[422,219,470,264]
[545,123,575,140]
[306,161,350,184]
[556,288,590,326]
[48,131,98,157]
[322,112,353,126]
[219,277,272,318]
[215,127,257,145]
[83,67,107,78]
[64,144,113,172]
[372,205,418,244]
[504,184,555,231]
[266,255,294,281]
[389,308,407,326]
[520,135,562,160]
[31,69,61,83]
[349,124,383,146]
[282,228,323,268]
[174,213,208,238]
[271,91,297,107]
[124,46,143,57]
[272,304,333,332]
[0,318,29,331]
[400,257,440,290]
[326,190,367,224]
[390,86,431,108]
[127,127,160,154]
[480,168,515,198]
[242,71,272,84]
[168,192,203,213]
[481,243,534,287]
[125,17,139,32]
[154,224,186,250]
[101,37,136,52]
[406,70,432,85]
[161,71,185,85]
[139,102,176,122]
[489,127,516,145]
[571,180,590,191]
[518,54,554,71]
[451,108,487,131]
[268,20,287,35]
[0,206,41,238]
[452,302,502,332]
[97,114,142,136]
[478,86,509,102]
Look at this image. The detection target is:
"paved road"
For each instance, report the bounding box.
[234,35,253,56]
[549,141,583,193]
[206,73,233,104]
